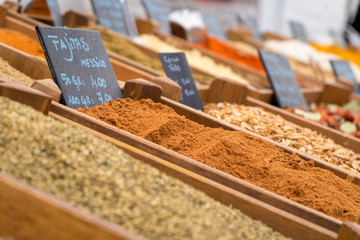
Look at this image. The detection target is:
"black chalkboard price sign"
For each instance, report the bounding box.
[331,60,360,94]
[201,11,226,40]
[90,0,138,38]
[246,16,263,41]
[258,49,308,109]
[46,0,64,26]
[36,26,123,109]
[158,52,204,111]
[289,21,308,42]
[142,0,172,34]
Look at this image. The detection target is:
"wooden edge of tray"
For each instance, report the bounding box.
[0,42,51,80]
[0,173,145,240]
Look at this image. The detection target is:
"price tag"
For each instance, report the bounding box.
[246,16,263,41]
[258,49,308,109]
[46,0,64,26]
[142,0,172,33]
[90,0,138,38]
[289,21,308,42]
[36,26,123,109]
[331,60,360,94]
[329,29,346,48]
[201,11,226,40]
[158,52,204,111]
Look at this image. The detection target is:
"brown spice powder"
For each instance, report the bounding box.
[0,29,45,59]
[78,98,360,222]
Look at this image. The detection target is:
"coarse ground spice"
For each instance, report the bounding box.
[78,98,360,222]
[0,96,288,240]
[79,26,213,83]
[0,57,35,86]
[204,102,360,173]
[0,29,45,59]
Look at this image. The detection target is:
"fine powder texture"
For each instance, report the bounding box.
[78,98,360,222]
[0,29,45,59]
[0,56,35,86]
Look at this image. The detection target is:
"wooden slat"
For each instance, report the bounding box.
[0,42,51,80]
[50,112,338,240]
[0,82,52,114]
[0,173,145,240]
[337,222,360,240]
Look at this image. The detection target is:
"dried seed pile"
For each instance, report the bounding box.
[78,98,360,222]
[0,57,34,86]
[0,97,288,240]
[205,102,360,173]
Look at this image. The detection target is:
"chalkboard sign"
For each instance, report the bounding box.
[90,0,138,38]
[36,26,123,109]
[201,11,226,40]
[46,0,64,26]
[258,49,308,109]
[289,21,308,42]
[329,29,346,48]
[331,60,360,94]
[246,16,263,41]
[142,0,172,34]
[158,52,204,111]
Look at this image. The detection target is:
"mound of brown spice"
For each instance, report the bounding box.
[78,98,360,223]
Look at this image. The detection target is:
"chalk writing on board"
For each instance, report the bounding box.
[331,60,360,94]
[36,26,123,109]
[258,49,308,109]
[159,52,204,111]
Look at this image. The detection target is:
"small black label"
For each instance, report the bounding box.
[258,49,308,109]
[36,26,123,109]
[159,52,204,111]
[331,60,360,94]
[46,0,64,26]
[201,11,226,40]
[247,16,263,41]
[289,21,308,42]
[142,0,172,33]
[90,0,138,38]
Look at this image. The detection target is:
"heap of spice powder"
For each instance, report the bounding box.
[0,29,45,59]
[78,98,360,222]
[204,102,360,173]
[0,56,35,86]
[79,26,213,83]
[0,96,288,240]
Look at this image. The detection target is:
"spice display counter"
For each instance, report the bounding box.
[44,80,360,236]
[1,3,360,240]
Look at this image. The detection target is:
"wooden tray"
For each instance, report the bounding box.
[49,113,338,240]
[48,90,360,236]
